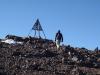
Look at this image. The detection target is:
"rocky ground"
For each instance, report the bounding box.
[0,35,100,75]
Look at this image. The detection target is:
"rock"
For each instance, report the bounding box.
[0,35,100,75]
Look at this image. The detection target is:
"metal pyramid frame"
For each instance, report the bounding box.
[29,19,46,39]
[32,19,43,31]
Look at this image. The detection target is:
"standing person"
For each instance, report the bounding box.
[55,30,63,49]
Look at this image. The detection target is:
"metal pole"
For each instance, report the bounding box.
[42,30,46,39]
[34,30,36,37]
[38,30,40,38]
[28,29,32,37]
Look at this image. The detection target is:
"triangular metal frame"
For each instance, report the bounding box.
[28,19,46,39]
[32,19,43,31]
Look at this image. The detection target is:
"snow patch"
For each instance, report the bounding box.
[1,39,23,45]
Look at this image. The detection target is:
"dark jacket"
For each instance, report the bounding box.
[55,32,63,42]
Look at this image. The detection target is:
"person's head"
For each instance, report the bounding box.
[58,30,60,33]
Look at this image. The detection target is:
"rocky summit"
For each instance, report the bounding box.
[0,35,100,75]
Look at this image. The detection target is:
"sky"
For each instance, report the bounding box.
[0,0,100,50]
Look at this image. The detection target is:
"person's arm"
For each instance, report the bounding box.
[61,34,63,42]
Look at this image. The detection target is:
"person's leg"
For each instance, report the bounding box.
[56,40,60,49]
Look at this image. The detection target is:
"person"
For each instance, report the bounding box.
[55,30,63,49]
